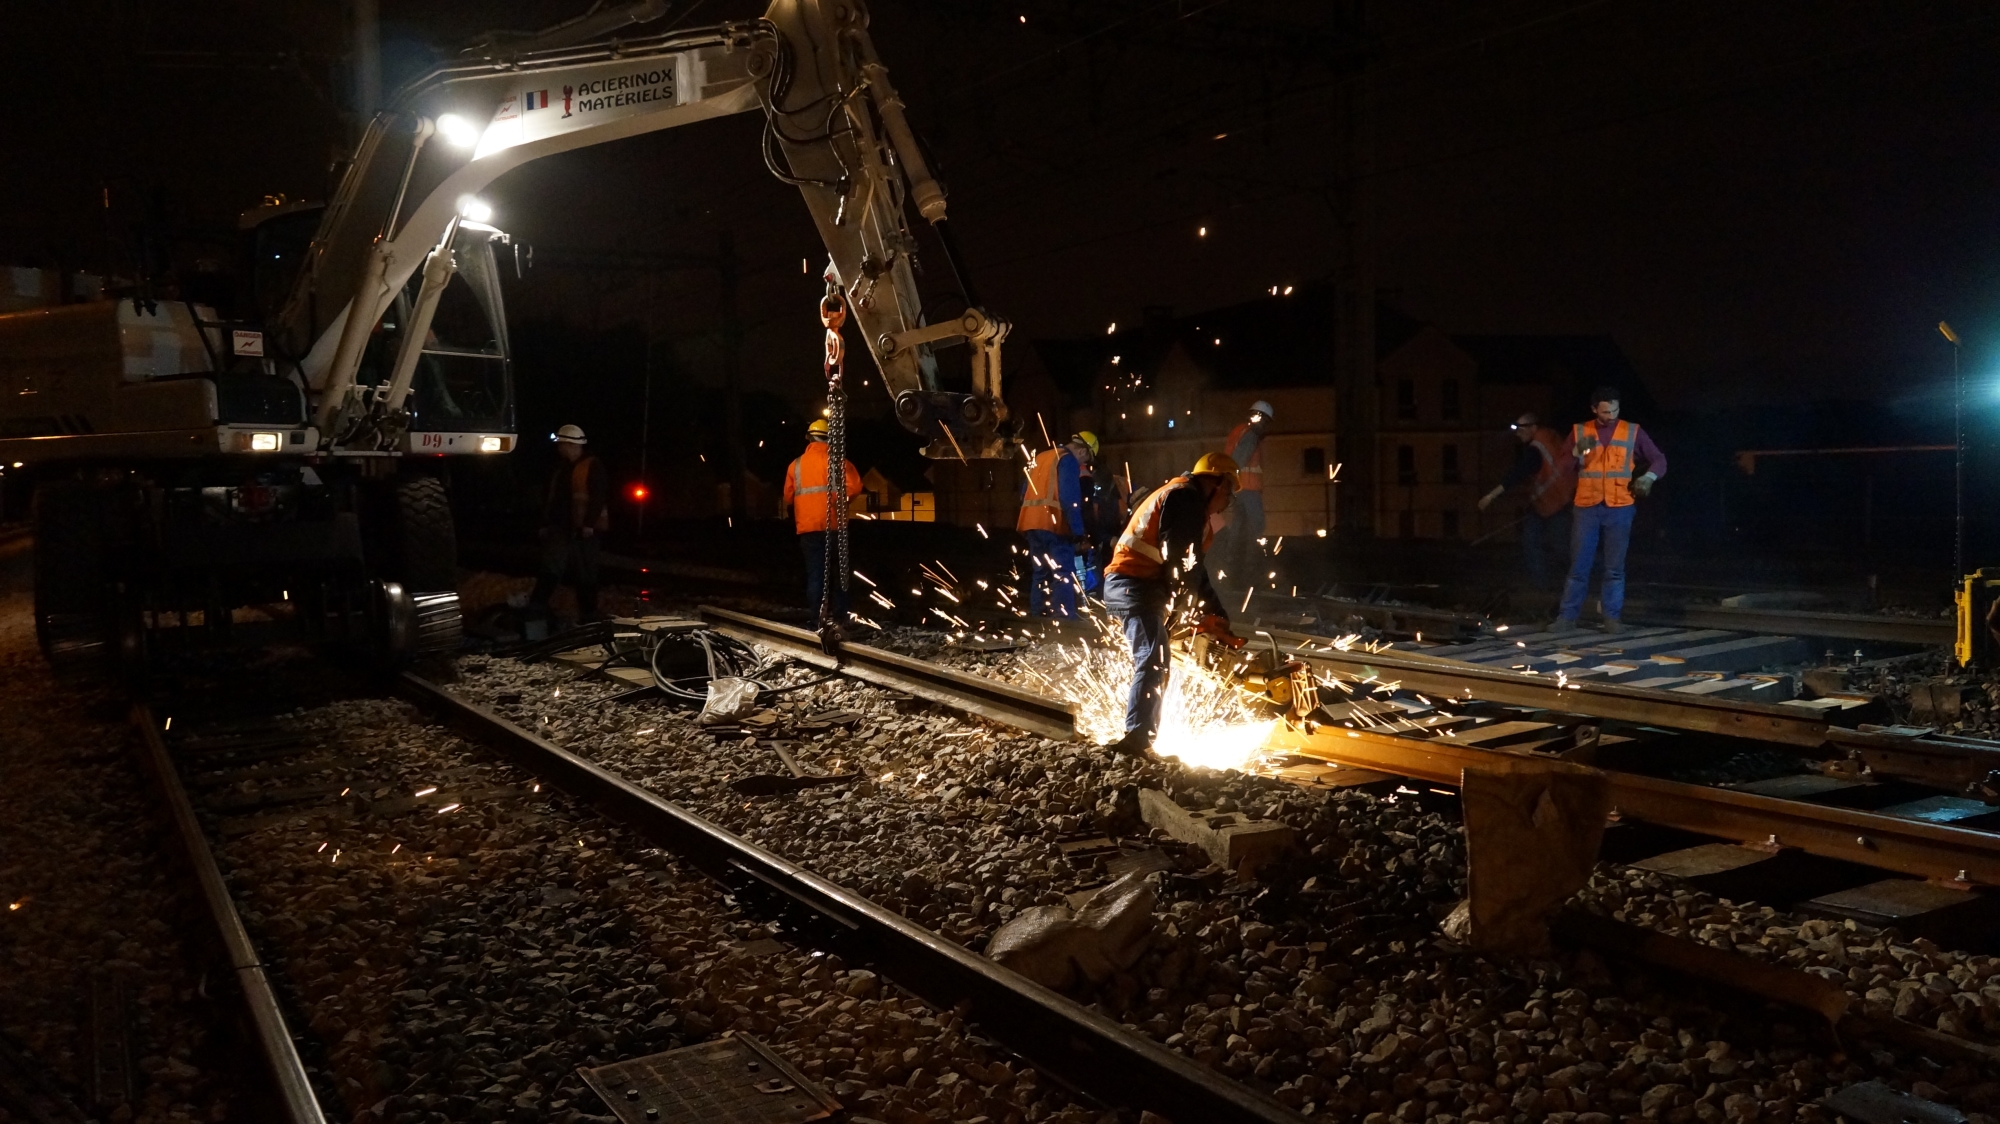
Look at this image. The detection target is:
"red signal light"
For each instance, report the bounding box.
[628,483,649,502]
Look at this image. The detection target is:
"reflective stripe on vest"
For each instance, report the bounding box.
[1107,475,1211,580]
[1572,420,1637,508]
[1016,450,1068,533]
[790,460,830,496]
[1226,423,1264,489]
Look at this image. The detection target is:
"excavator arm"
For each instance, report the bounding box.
[276,0,1010,460]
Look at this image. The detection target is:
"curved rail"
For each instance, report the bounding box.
[399,672,1299,1124]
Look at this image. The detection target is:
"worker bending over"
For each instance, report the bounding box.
[531,424,609,625]
[1217,400,1273,581]
[1016,435,1088,618]
[1552,387,1666,633]
[1478,412,1577,593]
[1102,454,1245,758]
[784,419,863,628]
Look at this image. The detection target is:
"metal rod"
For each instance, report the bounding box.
[699,606,1075,740]
[130,704,328,1124]
[399,675,1300,1124]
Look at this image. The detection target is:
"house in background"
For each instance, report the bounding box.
[932,280,1643,542]
[1376,314,1640,539]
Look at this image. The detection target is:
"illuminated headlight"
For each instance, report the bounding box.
[250,432,280,452]
[480,436,503,453]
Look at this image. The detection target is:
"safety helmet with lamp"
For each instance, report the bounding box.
[1191,451,1240,486]
[1249,399,1276,420]
[1071,430,1100,457]
[553,424,587,444]
[807,418,830,437]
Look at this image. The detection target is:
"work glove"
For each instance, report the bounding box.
[1632,471,1657,498]
[1477,484,1505,512]
[1574,433,1598,460]
[1197,614,1246,650]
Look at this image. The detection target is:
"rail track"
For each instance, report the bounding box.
[126,647,1304,1124]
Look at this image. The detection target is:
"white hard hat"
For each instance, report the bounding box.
[553,424,586,444]
[1250,400,1276,419]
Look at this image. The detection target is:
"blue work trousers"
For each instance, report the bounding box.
[1558,503,1636,620]
[800,531,849,625]
[1023,529,1078,618]
[1103,573,1170,740]
[1520,506,1570,591]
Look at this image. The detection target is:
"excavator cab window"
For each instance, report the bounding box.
[406,227,514,432]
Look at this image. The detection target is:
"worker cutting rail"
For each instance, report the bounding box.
[1103,453,1249,758]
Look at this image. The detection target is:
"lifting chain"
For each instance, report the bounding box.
[819,271,851,653]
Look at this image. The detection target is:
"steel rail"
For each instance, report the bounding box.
[699,606,1078,741]
[399,673,1302,1124]
[1261,628,1835,747]
[1268,724,2000,887]
[130,703,329,1124]
[1621,603,1952,647]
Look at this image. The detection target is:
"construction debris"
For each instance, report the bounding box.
[986,871,1157,992]
[1137,787,1297,877]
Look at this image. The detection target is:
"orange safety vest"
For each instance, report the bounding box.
[1528,427,1577,518]
[1108,475,1214,581]
[1015,448,1072,534]
[1572,420,1638,508]
[784,442,861,534]
[1224,422,1264,491]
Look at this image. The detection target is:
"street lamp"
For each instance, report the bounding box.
[1940,320,1963,581]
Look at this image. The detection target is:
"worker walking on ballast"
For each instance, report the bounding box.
[1478,412,1577,594]
[1102,453,1246,758]
[1216,400,1274,581]
[1551,387,1666,634]
[784,418,862,628]
[530,424,609,625]
[1016,435,1088,618]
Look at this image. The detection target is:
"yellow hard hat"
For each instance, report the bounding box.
[1191,451,1239,485]
[1072,430,1100,456]
[807,418,830,437]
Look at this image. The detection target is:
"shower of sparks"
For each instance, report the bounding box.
[1009,604,1361,773]
[414,786,438,797]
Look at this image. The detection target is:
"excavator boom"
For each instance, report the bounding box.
[279,0,1010,460]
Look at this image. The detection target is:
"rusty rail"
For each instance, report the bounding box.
[699,606,1078,741]
[1268,724,2000,887]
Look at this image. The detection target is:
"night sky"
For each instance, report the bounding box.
[7,0,1999,419]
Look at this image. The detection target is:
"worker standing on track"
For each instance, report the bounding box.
[1102,453,1245,759]
[784,418,862,627]
[1217,400,1274,582]
[530,424,609,625]
[1552,387,1666,634]
[1478,412,1577,594]
[1017,436,1087,618]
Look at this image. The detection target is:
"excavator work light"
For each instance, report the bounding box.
[436,114,481,149]
[479,436,503,452]
[249,432,280,452]
[456,195,493,222]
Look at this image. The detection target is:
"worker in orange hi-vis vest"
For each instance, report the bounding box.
[1216,400,1274,582]
[783,419,863,627]
[1478,412,1578,594]
[1551,387,1667,635]
[530,424,609,624]
[1101,452,1245,760]
[1015,437,1087,617]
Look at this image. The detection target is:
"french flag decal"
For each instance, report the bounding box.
[524,90,550,111]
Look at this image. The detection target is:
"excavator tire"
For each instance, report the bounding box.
[390,475,459,594]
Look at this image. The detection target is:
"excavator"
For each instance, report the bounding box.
[0,0,1012,672]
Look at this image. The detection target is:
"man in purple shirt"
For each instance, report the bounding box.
[1552,386,1665,634]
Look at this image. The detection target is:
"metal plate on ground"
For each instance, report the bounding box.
[1823,1080,1965,1124]
[579,1035,839,1123]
